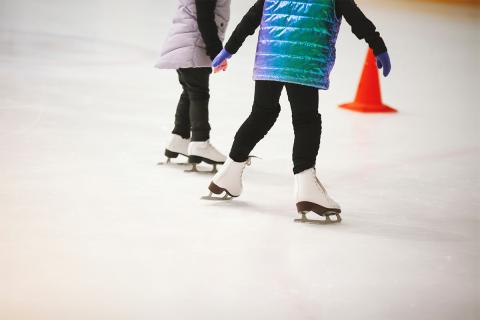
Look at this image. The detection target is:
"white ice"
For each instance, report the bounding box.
[0,0,479,319]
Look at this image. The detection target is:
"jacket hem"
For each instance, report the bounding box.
[253,74,329,90]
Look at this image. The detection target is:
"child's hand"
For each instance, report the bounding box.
[212,48,233,73]
[376,52,391,77]
[214,60,228,73]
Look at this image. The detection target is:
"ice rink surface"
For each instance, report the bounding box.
[0,0,479,319]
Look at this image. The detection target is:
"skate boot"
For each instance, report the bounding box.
[159,134,190,165]
[294,168,342,224]
[202,157,251,200]
[186,140,227,174]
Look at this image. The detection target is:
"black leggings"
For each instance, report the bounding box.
[229,80,322,174]
[172,68,212,142]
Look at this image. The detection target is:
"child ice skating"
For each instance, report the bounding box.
[156,0,231,173]
[205,0,392,223]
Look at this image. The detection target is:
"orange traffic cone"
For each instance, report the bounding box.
[339,49,396,113]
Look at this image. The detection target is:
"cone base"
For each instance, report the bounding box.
[339,102,397,113]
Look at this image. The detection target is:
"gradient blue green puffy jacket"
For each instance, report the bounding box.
[254,0,342,89]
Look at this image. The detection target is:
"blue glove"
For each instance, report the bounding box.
[376,52,391,77]
[212,49,233,68]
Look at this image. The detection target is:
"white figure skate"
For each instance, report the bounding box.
[294,168,342,224]
[186,140,227,174]
[202,157,251,200]
[158,134,190,166]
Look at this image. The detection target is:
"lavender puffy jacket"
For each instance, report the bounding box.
[156,0,231,69]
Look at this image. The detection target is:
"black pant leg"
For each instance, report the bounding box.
[285,83,321,174]
[180,68,212,142]
[172,69,191,139]
[229,80,284,162]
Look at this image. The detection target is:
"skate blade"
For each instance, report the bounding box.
[294,212,342,225]
[157,155,190,166]
[201,192,232,201]
[184,163,218,174]
[157,161,190,166]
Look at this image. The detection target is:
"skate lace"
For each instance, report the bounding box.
[240,157,252,175]
[313,174,327,194]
